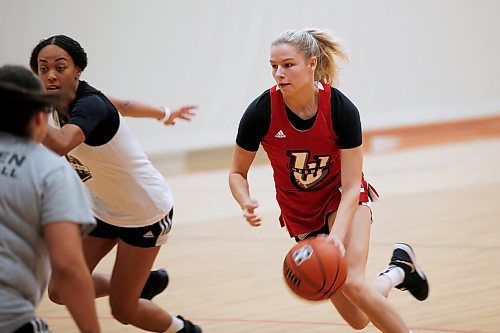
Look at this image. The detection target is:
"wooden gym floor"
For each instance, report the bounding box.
[38,115,500,333]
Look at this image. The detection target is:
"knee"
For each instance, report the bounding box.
[349,320,369,331]
[47,286,64,305]
[337,276,373,330]
[110,299,138,325]
[341,275,366,302]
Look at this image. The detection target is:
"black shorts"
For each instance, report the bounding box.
[12,318,50,333]
[294,221,329,242]
[88,208,173,248]
[293,197,375,243]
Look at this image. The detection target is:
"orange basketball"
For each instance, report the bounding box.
[283,237,347,301]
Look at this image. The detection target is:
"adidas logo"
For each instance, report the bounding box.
[143,231,155,238]
[275,130,286,138]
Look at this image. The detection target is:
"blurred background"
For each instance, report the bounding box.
[2,1,500,332]
[2,0,499,156]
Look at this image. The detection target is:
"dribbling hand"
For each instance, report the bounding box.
[317,234,346,256]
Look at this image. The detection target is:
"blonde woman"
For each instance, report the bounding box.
[229,29,428,333]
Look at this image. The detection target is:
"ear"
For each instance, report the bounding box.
[309,56,318,70]
[75,68,82,80]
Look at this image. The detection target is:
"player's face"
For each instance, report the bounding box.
[270,43,316,96]
[37,45,81,109]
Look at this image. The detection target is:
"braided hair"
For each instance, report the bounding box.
[30,35,88,74]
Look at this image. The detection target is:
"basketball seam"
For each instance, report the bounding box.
[283,239,346,301]
[310,244,341,300]
[312,245,330,300]
[284,255,322,299]
[320,249,345,299]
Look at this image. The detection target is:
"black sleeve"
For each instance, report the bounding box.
[235,90,271,152]
[331,88,362,149]
[68,95,109,138]
[68,95,118,146]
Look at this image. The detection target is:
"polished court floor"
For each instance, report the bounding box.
[37,117,500,332]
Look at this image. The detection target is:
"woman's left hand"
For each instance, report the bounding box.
[162,104,198,125]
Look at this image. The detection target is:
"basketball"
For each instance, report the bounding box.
[283,238,347,301]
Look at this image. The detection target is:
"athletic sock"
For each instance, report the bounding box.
[379,264,405,287]
[164,315,184,333]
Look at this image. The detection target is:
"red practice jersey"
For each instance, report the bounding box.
[261,83,343,236]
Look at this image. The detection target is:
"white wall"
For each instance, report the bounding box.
[1,0,499,154]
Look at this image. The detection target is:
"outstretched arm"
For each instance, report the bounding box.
[44,222,101,333]
[229,144,262,226]
[108,96,197,125]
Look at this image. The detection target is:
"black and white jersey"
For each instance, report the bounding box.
[54,81,173,227]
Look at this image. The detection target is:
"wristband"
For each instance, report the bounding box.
[157,106,171,123]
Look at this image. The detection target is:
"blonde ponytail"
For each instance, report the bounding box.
[272,29,348,86]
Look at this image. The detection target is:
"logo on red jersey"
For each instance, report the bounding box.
[287,151,331,190]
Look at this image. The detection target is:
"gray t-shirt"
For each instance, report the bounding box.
[0,132,96,333]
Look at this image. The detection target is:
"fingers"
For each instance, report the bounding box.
[319,234,346,256]
[179,105,198,116]
[242,199,261,227]
[179,104,198,110]
[336,241,346,256]
[170,105,197,123]
[243,210,262,226]
[179,112,195,121]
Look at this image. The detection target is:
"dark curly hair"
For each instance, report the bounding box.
[30,35,88,74]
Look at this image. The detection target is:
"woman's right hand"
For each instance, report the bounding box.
[242,199,262,226]
[317,233,346,256]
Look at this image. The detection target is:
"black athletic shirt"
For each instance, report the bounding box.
[67,81,119,146]
[236,87,362,152]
